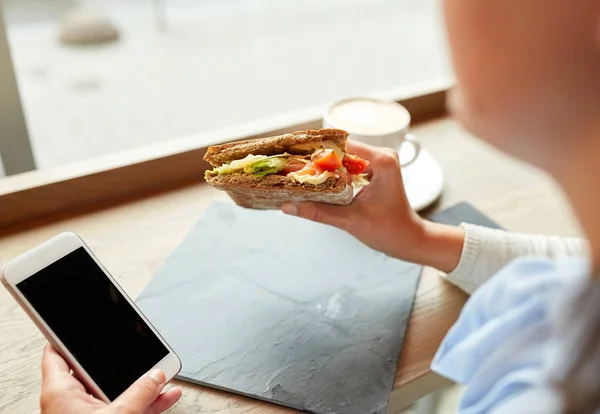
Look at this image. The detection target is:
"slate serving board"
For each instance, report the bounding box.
[137,203,421,414]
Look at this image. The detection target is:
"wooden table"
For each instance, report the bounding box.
[0,117,579,414]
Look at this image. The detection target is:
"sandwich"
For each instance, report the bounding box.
[203,128,370,209]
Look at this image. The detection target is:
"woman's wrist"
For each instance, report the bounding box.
[405,219,466,273]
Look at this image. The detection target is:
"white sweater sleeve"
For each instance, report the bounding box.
[444,223,589,294]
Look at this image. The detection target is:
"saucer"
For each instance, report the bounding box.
[399,147,444,211]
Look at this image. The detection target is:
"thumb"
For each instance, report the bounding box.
[282,202,350,230]
[113,369,165,413]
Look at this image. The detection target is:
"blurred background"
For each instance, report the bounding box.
[2,0,451,171]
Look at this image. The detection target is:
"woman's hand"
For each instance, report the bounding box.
[282,141,465,273]
[40,344,182,414]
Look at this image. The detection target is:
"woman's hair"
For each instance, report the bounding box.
[554,278,600,414]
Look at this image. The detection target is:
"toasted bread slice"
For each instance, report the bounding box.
[205,173,352,209]
[203,128,354,209]
[203,129,348,166]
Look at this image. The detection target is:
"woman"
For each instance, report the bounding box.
[282,0,600,412]
[40,0,600,413]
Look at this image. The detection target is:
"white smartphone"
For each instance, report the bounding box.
[0,232,181,402]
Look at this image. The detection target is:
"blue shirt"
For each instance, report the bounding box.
[432,257,590,414]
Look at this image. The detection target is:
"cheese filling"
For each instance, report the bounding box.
[352,173,369,191]
[288,171,337,185]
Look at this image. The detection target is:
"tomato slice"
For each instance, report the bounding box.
[294,162,325,176]
[342,153,370,174]
[312,149,342,171]
[278,158,307,175]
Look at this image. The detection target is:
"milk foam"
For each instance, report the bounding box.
[327,99,410,136]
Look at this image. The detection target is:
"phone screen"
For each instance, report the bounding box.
[16,247,169,401]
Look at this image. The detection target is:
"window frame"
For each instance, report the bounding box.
[0,80,450,229]
[0,5,36,177]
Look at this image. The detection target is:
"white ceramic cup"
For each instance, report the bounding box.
[323,97,421,167]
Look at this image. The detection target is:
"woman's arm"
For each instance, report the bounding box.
[281,140,588,294]
[443,223,588,294]
[281,142,469,272]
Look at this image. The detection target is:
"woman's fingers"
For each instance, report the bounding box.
[40,344,90,411]
[346,140,381,160]
[42,344,71,379]
[41,344,78,395]
[144,387,183,414]
[113,369,166,413]
[282,202,355,230]
[282,144,400,226]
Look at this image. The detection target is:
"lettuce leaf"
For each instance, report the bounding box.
[246,157,288,177]
[206,155,287,178]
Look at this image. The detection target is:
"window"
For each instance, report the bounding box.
[1,0,451,176]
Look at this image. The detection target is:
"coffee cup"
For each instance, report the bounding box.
[323,97,421,167]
